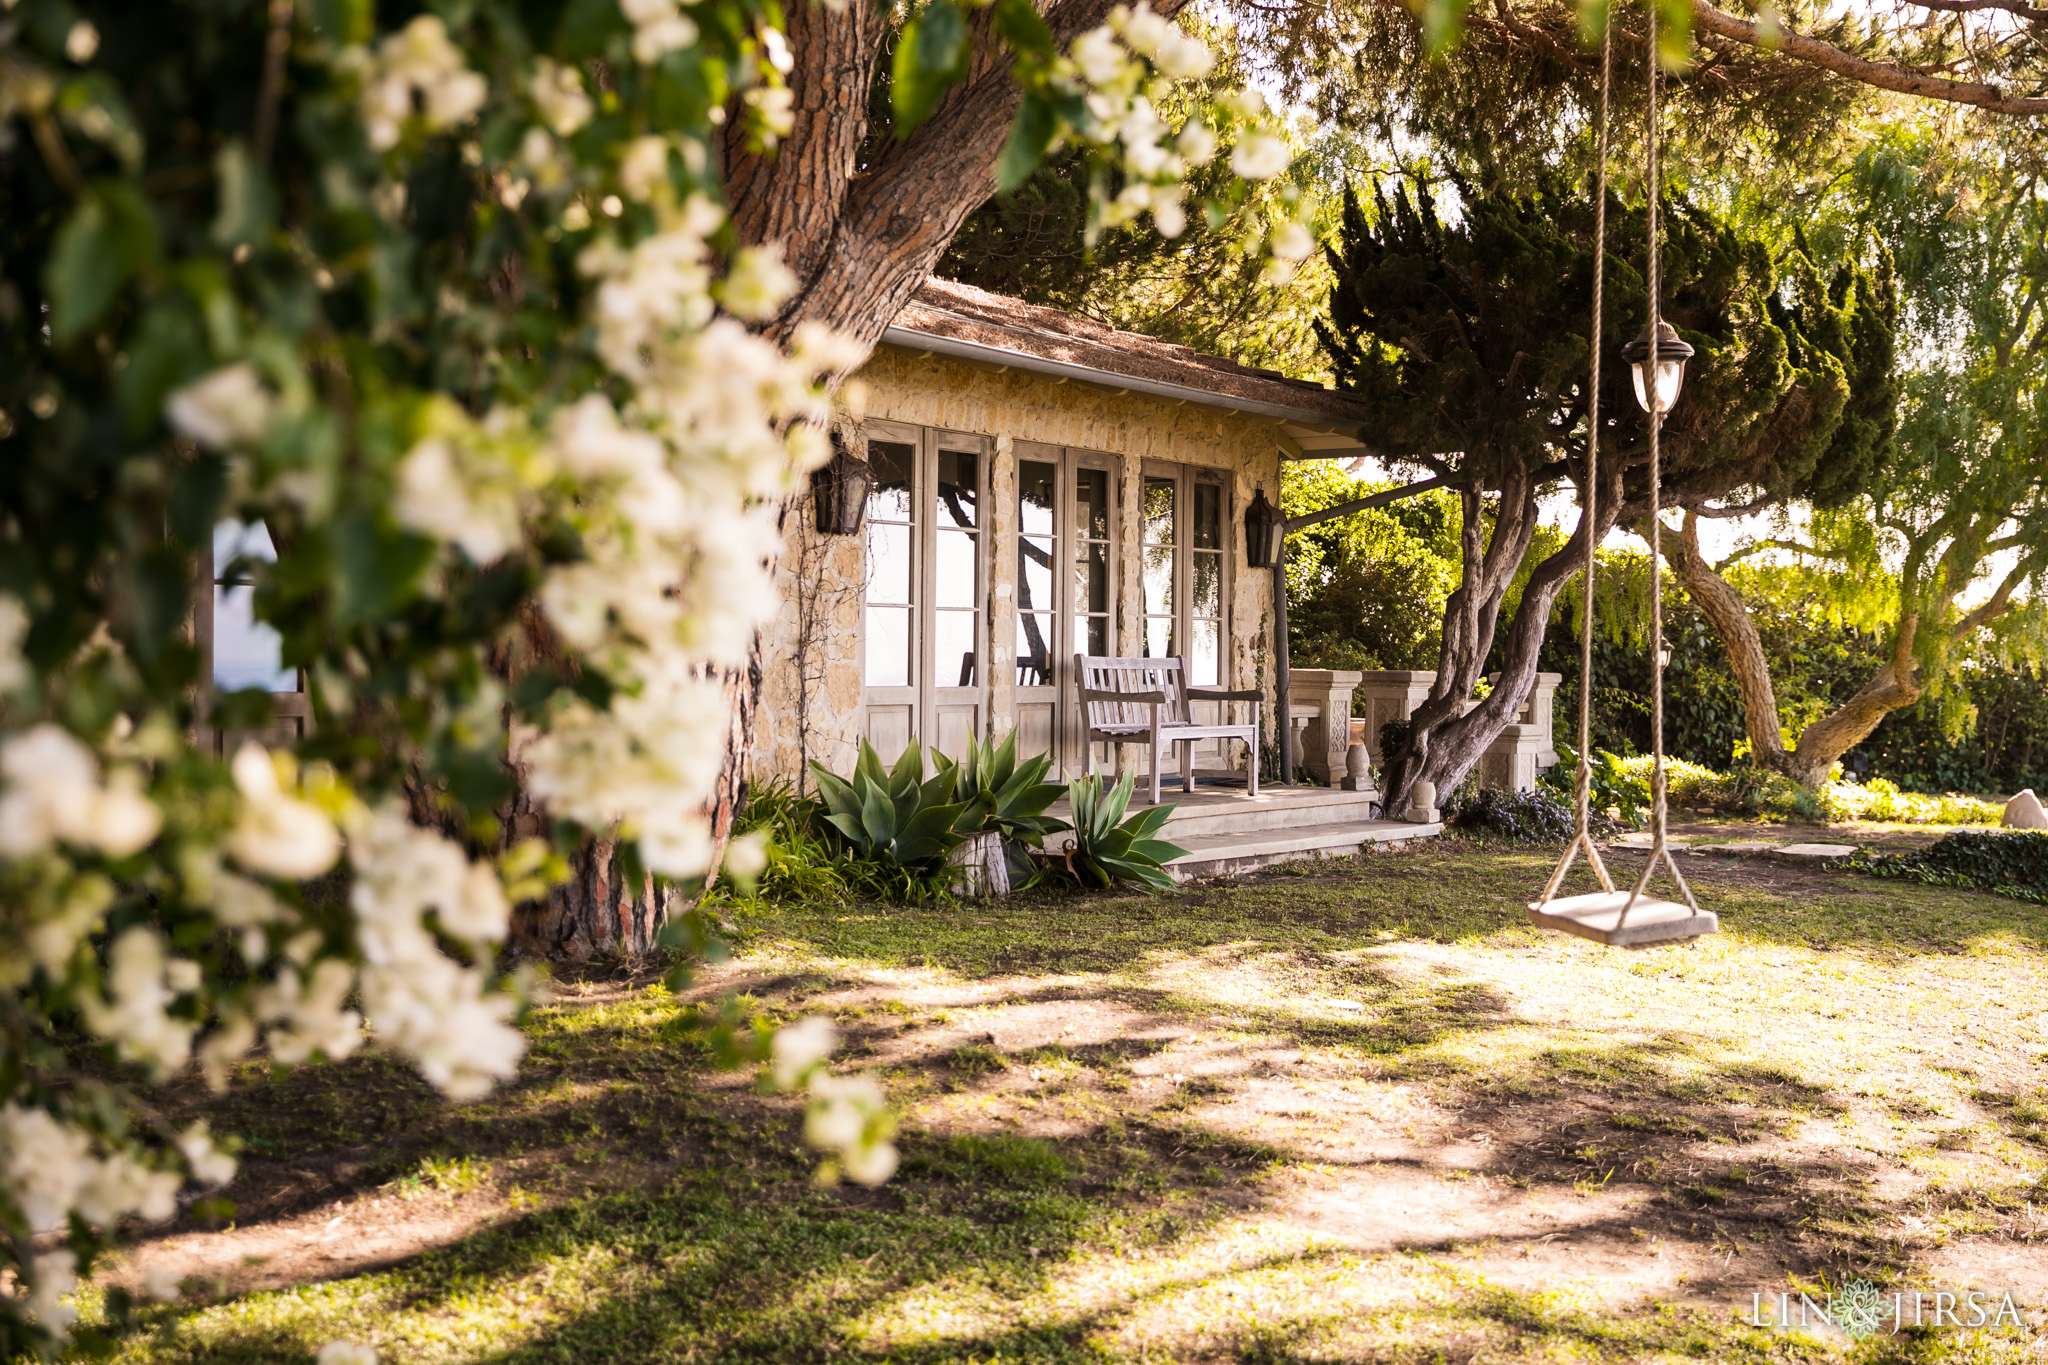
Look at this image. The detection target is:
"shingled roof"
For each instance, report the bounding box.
[880,278,1371,458]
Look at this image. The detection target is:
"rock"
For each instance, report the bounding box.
[2002,789,2048,829]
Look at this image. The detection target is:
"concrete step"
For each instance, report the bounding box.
[1164,819,1442,881]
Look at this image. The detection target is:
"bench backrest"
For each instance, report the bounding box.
[1076,654,1191,730]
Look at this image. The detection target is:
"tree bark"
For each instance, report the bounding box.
[1382,458,1625,814]
[1661,512,1923,788]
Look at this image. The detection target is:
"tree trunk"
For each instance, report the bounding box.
[691,0,1186,877]
[1383,459,1624,814]
[1662,512,1923,789]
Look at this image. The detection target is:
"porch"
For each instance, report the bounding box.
[1045,784,1442,882]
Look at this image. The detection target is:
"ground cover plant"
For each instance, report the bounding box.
[1845,830,2048,905]
[66,835,2048,1362]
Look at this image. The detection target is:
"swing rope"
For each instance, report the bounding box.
[1629,1,1702,918]
[1537,10,1618,906]
[1535,0,1704,930]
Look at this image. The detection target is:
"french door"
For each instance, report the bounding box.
[861,423,987,766]
[1138,463,1231,775]
[1013,443,1119,773]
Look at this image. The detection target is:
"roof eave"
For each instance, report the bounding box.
[878,325,1374,455]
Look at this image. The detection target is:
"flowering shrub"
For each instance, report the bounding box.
[0,0,1293,1350]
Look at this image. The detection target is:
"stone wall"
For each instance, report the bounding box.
[753,346,1288,784]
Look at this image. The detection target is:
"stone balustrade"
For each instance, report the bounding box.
[1289,669,1563,793]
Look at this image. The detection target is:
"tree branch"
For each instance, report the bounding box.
[1283,475,1451,532]
[1692,0,2048,114]
[1904,0,2048,23]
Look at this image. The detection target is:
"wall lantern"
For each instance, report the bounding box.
[811,434,874,536]
[1243,488,1285,569]
[1621,320,1694,415]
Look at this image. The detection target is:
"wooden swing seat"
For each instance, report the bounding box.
[1527,891,1718,948]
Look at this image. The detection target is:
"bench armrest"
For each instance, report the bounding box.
[1186,688,1262,702]
[1080,688,1166,705]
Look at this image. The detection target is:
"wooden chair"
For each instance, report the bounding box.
[1075,653,1262,805]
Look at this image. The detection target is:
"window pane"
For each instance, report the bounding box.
[1193,482,1222,550]
[213,520,293,692]
[1016,612,1054,685]
[866,521,912,604]
[1075,614,1109,657]
[868,440,914,522]
[213,584,295,691]
[1018,535,1054,612]
[1142,476,1174,546]
[1075,467,1110,541]
[1142,542,1173,619]
[1190,619,1221,686]
[1075,541,1110,615]
[1192,550,1221,617]
[1019,460,1056,537]
[934,609,977,687]
[1143,615,1173,659]
[864,605,911,686]
[936,450,978,529]
[935,529,978,608]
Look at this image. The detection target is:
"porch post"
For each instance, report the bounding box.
[1274,542,1291,785]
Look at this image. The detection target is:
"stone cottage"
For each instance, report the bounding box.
[751,278,1376,788]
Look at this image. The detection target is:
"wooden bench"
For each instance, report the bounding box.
[1076,654,1263,805]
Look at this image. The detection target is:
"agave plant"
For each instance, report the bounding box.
[809,741,968,875]
[931,732,1071,848]
[1063,771,1188,891]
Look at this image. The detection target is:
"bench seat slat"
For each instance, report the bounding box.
[1075,652,1262,804]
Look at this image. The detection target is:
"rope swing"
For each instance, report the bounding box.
[1527,0,1720,949]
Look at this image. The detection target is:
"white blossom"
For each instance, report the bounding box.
[78,928,196,1072]
[257,959,364,1065]
[0,592,30,692]
[1175,119,1216,166]
[24,1250,77,1333]
[0,1104,92,1232]
[355,15,488,150]
[718,244,798,322]
[1230,132,1291,181]
[64,21,98,63]
[198,1012,257,1091]
[211,870,284,928]
[722,829,769,882]
[1072,27,1126,86]
[619,135,672,201]
[395,436,523,564]
[803,1072,897,1186]
[1153,195,1186,239]
[531,57,592,135]
[74,1150,178,1225]
[142,1262,183,1303]
[621,0,699,63]
[745,85,796,142]
[164,360,274,448]
[225,743,341,880]
[317,1344,379,1365]
[771,1016,836,1088]
[1270,219,1316,261]
[0,724,161,859]
[177,1121,238,1187]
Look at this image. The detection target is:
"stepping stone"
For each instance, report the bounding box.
[2003,789,2048,829]
[1612,833,1689,847]
[1777,843,1859,858]
[1703,841,1779,854]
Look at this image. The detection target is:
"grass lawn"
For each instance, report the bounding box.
[81,837,2048,1363]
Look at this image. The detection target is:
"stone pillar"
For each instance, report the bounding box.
[1354,670,1438,768]
[1287,668,1362,785]
[985,433,1017,741]
[1478,671,1561,792]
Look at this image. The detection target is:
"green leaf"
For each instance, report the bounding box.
[996,95,1058,192]
[46,184,159,342]
[211,141,278,250]
[892,0,972,135]
[992,0,1054,57]
[1419,0,1470,57]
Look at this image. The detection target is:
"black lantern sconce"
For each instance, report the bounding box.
[1620,320,1694,415]
[1243,488,1285,569]
[811,433,874,536]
